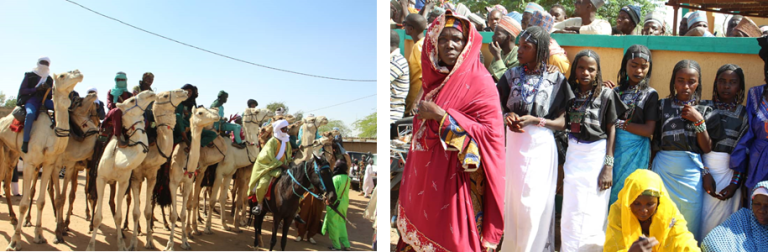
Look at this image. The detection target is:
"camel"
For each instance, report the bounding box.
[124,89,188,249]
[293,116,329,165]
[0,70,84,251]
[0,144,20,226]
[203,108,272,234]
[165,106,221,250]
[257,115,300,148]
[86,90,157,251]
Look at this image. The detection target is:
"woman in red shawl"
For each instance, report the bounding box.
[396,10,506,252]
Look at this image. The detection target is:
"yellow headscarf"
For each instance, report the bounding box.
[605,169,700,252]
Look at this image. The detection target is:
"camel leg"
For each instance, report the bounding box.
[48,178,56,218]
[33,164,54,244]
[191,176,204,235]
[109,182,117,217]
[144,177,158,249]
[6,162,35,251]
[23,171,39,227]
[53,167,67,244]
[180,180,193,250]
[123,189,133,231]
[161,202,170,231]
[3,166,18,226]
[205,175,221,234]
[165,179,179,251]
[86,175,106,251]
[128,175,142,251]
[114,178,130,251]
[65,167,79,231]
[221,176,238,232]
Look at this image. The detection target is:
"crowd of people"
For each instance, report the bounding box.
[391,1,768,252]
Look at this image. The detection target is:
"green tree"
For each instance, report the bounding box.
[454,0,660,27]
[353,112,376,138]
[0,91,16,108]
[266,102,289,114]
[293,110,304,121]
[318,119,351,137]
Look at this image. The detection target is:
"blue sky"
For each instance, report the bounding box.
[0,0,376,135]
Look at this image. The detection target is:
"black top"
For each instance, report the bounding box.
[17,72,53,106]
[700,100,749,154]
[497,67,574,119]
[652,99,725,153]
[567,87,628,142]
[613,85,660,124]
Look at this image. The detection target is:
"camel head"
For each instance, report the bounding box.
[311,135,335,162]
[315,116,328,128]
[52,70,84,95]
[191,106,220,129]
[287,121,303,136]
[69,92,97,122]
[117,90,156,119]
[242,108,272,143]
[154,89,189,110]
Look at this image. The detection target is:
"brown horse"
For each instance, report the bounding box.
[251,153,337,251]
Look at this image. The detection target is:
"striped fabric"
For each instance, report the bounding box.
[390,50,410,123]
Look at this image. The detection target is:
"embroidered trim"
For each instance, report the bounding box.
[397,205,451,252]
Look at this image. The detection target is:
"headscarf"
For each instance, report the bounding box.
[485,4,508,15]
[247,99,258,107]
[590,0,606,9]
[332,159,348,176]
[87,87,97,94]
[507,11,523,24]
[32,57,51,86]
[621,5,642,26]
[497,16,521,37]
[605,169,698,251]
[754,187,768,201]
[211,90,228,108]
[734,17,762,37]
[403,10,506,251]
[700,180,768,251]
[275,107,285,116]
[139,72,153,91]
[687,11,707,29]
[111,72,129,103]
[524,2,545,14]
[530,10,555,33]
[180,84,198,108]
[644,10,665,26]
[761,26,768,34]
[272,119,290,160]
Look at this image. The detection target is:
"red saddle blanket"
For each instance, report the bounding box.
[9,119,23,133]
[265,178,277,201]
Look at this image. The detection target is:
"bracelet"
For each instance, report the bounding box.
[694,121,707,133]
[694,119,705,126]
[702,167,710,176]
[537,117,546,127]
[604,156,614,166]
[615,119,627,130]
[731,173,742,185]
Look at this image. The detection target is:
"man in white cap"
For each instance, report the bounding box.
[679,12,693,36]
[87,87,106,122]
[553,0,612,35]
[642,10,666,36]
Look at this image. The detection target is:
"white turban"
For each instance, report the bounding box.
[32,56,50,86]
[272,120,290,160]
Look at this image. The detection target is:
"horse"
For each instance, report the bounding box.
[251,151,338,251]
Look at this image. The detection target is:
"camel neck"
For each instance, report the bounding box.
[53,93,70,131]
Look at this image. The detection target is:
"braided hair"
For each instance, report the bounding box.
[711,64,745,104]
[568,49,603,101]
[617,44,652,92]
[519,26,550,69]
[668,59,703,104]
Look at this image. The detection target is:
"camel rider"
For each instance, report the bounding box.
[87,87,106,124]
[210,91,245,149]
[248,119,293,215]
[138,72,158,145]
[173,84,217,147]
[17,57,54,153]
[98,72,136,148]
[248,99,258,109]
[296,114,321,148]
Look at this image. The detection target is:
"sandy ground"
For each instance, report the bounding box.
[0,171,374,251]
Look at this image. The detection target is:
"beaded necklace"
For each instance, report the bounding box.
[517,64,546,105]
[568,86,595,133]
[674,96,696,106]
[618,84,642,123]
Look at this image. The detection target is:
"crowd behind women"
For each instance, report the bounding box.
[391,1,768,251]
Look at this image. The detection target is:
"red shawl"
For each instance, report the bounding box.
[397,10,505,252]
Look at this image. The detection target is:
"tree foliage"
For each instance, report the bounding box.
[293,110,304,121]
[319,119,352,137]
[0,91,17,108]
[454,0,660,27]
[353,112,376,138]
[266,102,289,114]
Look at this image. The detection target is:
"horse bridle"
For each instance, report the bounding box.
[286,158,331,200]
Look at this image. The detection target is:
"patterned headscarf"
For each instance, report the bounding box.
[644,10,665,26]
[497,16,522,37]
[524,2,545,14]
[687,11,707,29]
[530,10,555,33]
[444,16,464,33]
[734,17,762,37]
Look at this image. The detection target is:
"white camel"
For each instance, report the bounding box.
[0,70,83,251]
[86,90,157,251]
[204,108,272,234]
[126,89,188,249]
[165,106,220,251]
[293,116,329,165]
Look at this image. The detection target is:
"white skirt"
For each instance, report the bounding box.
[502,125,557,252]
[701,151,742,239]
[560,137,609,252]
